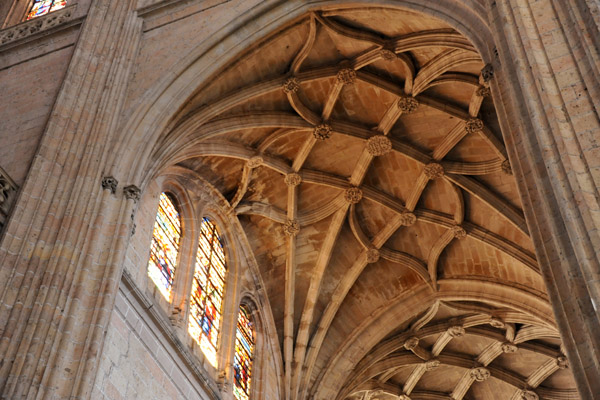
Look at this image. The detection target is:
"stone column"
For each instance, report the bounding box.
[487,0,600,398]
[0,0,142,398]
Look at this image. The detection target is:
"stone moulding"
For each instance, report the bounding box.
[0,5,77,47]
[0,167,17,229]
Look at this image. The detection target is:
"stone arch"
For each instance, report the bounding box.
[108,0,494,188]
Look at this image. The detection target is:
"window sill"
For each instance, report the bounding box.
[0,4,77,49]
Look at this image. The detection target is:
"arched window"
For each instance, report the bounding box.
[233,305,255,400]
[188,217,227,367]
[26,0,67,20]
[148,192,181,301]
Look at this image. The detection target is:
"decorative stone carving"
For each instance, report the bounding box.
[123,185,141,202]
[380,48,397,60]
[313,124,332,140]
[489,317,505,328]
[501,342,518,353]
[397,395,411,400]
[556,356,569,369]
[451,224,467,239]
[0,6,74,46]
[283,219,300,236]
[366,135,392,156]
[399,212,417,226]
[101,176,118,194]
[501,159,512,175]
[0,170,17,228]
[520,390,539,400]
[282,77,300,94]
[337,68,357,85]
[424,359,440,371]
[476,86,491,97]
[397,96,419,113]
[344,186,363,204]
[366,248,380,263]
[470,367,490,382]
[247,156,263,169]
[465,118,484,134]
[481,63,494,82]
[285,173,302,186]
[404,336,420,350]
[447,325,465,338]
[423,163,444,180]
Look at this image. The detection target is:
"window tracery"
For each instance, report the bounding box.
[148,192,181,301]
[26,0,67,20]
[188,217,227,367]
[233,305,255,400]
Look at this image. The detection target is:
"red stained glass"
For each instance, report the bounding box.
[188,217,227,367]
[233,306,254,400]
[148,193,181,301]
[27,0,67,20]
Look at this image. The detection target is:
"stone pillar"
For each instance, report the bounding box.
[0,0,141,398]
[487,0,600,398]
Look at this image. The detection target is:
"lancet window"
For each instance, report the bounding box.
[26,0,67,20]
[148,192,181,301]
[188,217,227,367]
[233,306,255,400]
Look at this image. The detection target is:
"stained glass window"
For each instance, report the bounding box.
[233,306,255,400]
[148,192,181,301]
[26,0,68,20]
[188,217,227,367]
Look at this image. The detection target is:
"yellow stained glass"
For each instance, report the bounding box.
[188,217,227,367]
[233,306,254,400]
[148,193,181,301]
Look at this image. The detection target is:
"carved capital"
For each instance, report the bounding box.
[337,68,357,85]
[101,176,118,194]
[423,163,444,180]
[366,135,392,156]
[451,224,467,239]
[397,96,419,113]
[447,325,465,338]
[481,63,494,82]
[123,185,141,202]
[520,390,539,400]
[313,124,332,140]
[556,356,569,369]
[424,359,440,371]
[476,85,491,97]
[501,342,518,353]
[501,159,512,175]
[344,186,363,204]
[399,212,417,226]
[282,77,300,94]
[247,156,263,169]
[465,118,484,134]
[285,173,302,186]
[366,248,380,263]
[404,336,420,350]
[283,219,300,236]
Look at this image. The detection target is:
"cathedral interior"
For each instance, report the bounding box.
[0,1,598,400]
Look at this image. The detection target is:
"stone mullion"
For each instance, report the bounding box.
[489,0,600,398]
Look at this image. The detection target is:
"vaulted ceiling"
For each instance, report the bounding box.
[153,6,578,400]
